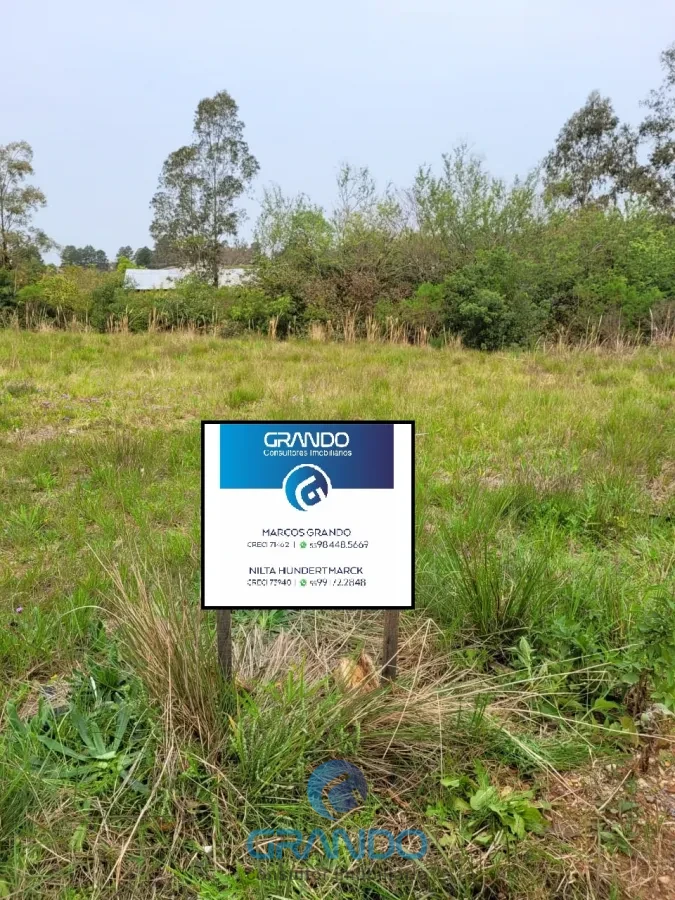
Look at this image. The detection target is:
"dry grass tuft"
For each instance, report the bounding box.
[308,321,326,341]
[267,315,280,339]
[365,315,380,342]
[106,562,493,768]
[342,310,357,342]
[106,563,227,754]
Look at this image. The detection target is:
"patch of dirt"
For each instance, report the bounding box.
[545,739,675,899]
[525,362,559,384]
[19,677,71,719]
[649,461,675,505]
[478,469,507,490]
[513,468,584,495]
[4,425,82,444]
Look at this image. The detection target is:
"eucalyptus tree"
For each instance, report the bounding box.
[151,91,259,285]
[0,141,48,270]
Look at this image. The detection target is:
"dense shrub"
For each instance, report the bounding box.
[399,283,446,332]
[448,289,512,350]
[0,270,15,310]
[12,267,123,325]
[88,279,130,330]
[248,157,675,346]
[154,277,229,328]
[4,151,675,345]
[228,289,294,331]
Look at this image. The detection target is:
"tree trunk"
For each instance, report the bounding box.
[0,230,8,270]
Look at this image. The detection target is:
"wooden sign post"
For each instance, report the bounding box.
[216,609,400,685]
[381,609,400,683]
[205,422,414,688]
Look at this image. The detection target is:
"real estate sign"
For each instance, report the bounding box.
[201,420,414,610]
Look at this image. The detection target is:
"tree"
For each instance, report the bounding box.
[255,185,332,259]
[639,42,675,212]
[60,245,109,270]
[333,163,379,239]
[0,268,14,309]
[151,235,183,268]
[0,141,49,270]
[116,245,134,263]
[150,90,259,286]
[60,245,79,266]
[133,246,153,267]
[408,145,538,276]
[94,249,109,270]
[544,92,638,208]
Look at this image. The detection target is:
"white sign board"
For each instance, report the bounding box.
[201,421,414,610]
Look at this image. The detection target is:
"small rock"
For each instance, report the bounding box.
[658,875,671,885]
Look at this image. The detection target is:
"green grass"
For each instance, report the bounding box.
[0,331,674,898]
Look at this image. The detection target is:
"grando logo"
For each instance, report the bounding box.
[246,760,428,861]
[265,431,349,449]
[307,760,368,820]
[283,464,331,511]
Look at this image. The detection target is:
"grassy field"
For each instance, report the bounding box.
[1,331,674,899]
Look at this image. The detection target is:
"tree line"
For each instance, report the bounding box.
[59,245,153,270]
[1,41,675,346]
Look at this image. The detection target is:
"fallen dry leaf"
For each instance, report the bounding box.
[334,650,379,694]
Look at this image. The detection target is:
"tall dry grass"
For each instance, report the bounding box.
[342,310,357,342]
[106,564,228,754]
[103,561,622,783]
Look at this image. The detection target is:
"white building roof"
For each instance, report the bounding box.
[124,268,183,290]
[124,267,250,290]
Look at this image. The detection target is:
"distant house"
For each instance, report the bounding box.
[124,268,183,290]
[124,267,250,291]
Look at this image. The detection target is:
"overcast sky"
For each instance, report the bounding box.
[3,0,673,259]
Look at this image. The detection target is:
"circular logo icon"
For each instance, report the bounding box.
[283,464,331,511]
[307,760,368,820]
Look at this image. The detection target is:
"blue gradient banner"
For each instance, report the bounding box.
[219,423,394,489]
